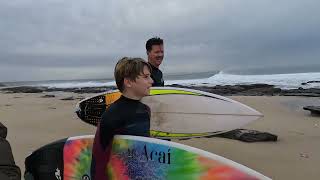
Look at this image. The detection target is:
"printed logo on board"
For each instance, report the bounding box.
[127,144,171,164]
[55,168,61,180]
[82,174,91,180]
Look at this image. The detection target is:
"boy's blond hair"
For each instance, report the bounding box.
[114,57,151,92]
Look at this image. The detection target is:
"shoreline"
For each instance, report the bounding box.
[1,83,320,97]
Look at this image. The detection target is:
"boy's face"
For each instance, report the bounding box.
[127,65,153,98]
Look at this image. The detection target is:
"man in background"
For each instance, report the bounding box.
[146,37,173,141]
[146,37,165,87]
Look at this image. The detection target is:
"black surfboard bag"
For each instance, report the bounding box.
[24,138,67,180]
[0,122,21,180]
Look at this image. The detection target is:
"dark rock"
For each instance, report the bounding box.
[72,87,112,93]
[178,138,191,141]
[0,86,116,94]
[1,86,45,93]
[237,87,281,96]
[209,129,278,142]
[41,94,55,98]
[307,81,320,84]
[303,106,320,114]
[301,81,320,85]
[76,96,86,100]
[238,84,274,90]
[281,93,320,97]
[1,84,319,98]
[47,86,116,94]
[168,84,281,96]
[60,96,75,100]
[280,88,320,97]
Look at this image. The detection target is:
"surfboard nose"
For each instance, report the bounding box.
[75,104,84,120]
[255,109,264,117]
[242,104,264,118]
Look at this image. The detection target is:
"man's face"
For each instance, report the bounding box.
[147,44,164,68]
[129,66,154,98]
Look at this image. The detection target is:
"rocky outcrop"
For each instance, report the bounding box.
[1,84,319,97]
[303,106,320,114]
[280,88,320,97]
[301,81,320,85]
[41,94,55,98]
[168,84,320,97]
[1,86,45,93]
[1,86,116,94]
[60,96,75,100]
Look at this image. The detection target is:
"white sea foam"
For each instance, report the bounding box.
[34,72,320,89]
[165,72,320,89]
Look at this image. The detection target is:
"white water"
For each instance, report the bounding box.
[35,72,320,89]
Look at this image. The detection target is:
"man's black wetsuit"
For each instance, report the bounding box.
[149,63,164,87]
[91,96,150,180]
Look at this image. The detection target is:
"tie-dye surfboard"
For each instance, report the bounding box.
[62,135,271,180]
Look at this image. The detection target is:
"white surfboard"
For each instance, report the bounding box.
[76,87,263,138]
[143,87,263,133]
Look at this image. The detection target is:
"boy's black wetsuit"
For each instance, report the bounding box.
[91,95,151,180]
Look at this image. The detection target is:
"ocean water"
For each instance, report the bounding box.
[1,71,320,90]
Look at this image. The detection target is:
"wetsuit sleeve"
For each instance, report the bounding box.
[99,110,125,150]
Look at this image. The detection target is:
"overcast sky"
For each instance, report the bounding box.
[1,0,319,82]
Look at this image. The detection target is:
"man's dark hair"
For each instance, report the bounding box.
[146,37,163,52]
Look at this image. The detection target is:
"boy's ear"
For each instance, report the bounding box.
[123,78,132,88]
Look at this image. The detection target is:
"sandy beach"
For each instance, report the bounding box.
[1,92,319,179]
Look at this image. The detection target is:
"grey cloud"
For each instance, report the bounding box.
[0,1,320,81]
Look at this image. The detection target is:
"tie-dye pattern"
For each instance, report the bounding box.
[63,138,93,180]
[108,139,261,180]
[63,136,268,180]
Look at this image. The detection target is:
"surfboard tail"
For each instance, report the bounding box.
[24,138,66,180]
